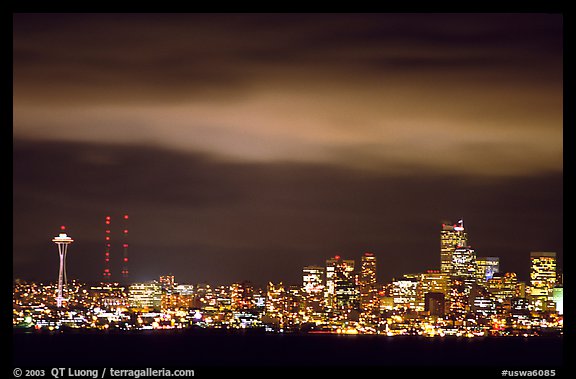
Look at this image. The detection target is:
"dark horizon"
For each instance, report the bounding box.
[13,13,563,287]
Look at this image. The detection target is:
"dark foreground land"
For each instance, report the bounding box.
[13,329,563,369]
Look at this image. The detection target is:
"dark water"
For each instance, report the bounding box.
[13,330,563,368]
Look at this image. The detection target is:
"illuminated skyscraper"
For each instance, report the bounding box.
[302,266,324,319]
[52,227,74,308]
[441,220,467,275]
[325,255,355,311]
[325,256,357,318]
[266,282,285,327]
[476,257,500,282]
[359,252,377,316]
[303,266,324,293]
[530,252,557,310]
[285,285,303,327]
[449,246,476,317]
[451,247,477,286]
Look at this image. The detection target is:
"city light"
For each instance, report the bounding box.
[13,220,562,337]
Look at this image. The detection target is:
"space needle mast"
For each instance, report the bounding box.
[52,226,74,307]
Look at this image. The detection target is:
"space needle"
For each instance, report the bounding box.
[52,226,74,307]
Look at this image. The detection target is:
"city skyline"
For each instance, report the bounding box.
[13,13,562,287]
[13,241,563,335]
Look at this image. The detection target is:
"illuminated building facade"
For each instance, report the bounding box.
[451,247,477,304]
[451,247,476,280]
[392,279,418,309]
[359,253,377,316]
[515,281,527,299]
[174,284,194,296]
[530,252,556,310]
[285,285,303,327]
[325,256,355,312]
[448,277,468,318]
[265,282,285,327]
[303,266,324,293]
[90,283,128,310]
[440,220,467,275]
[231,281,254,311]
[418,271,449,311]
[486,273,518,304]
[476,257,500,282]
[161,292,193,311]
[302,266,324,319]
[253,288,266,310]
[333,261,357,314]
[193,283,215,308]
[472,296,496,317]
[128,282,162,311]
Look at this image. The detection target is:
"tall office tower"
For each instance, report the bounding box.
[302,266,325,319]
[52,227,74,308]
[475,257,500,282]
[451,247,477,288]
[441,220,467,275]
[266,282,286,325]
[359,252,378,316]
[159,275,175,292]
[325,255,355,311]
[303,266,324,292]
[332,258,358,315]
[128,281,162,311]
[285,285,303,327]
[449,246,476,316]
[530,252,557,311]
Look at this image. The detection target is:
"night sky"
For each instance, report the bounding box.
[13,13,563,287]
